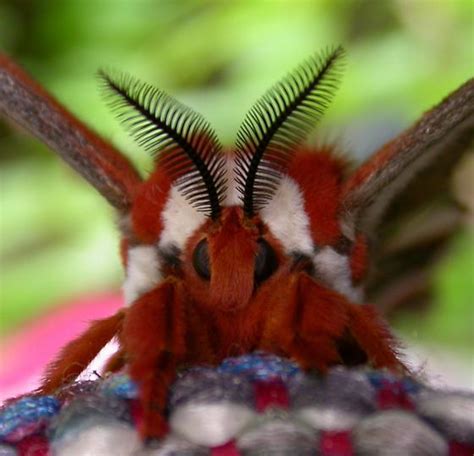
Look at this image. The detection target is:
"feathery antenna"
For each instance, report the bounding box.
[99,71,227,218]
[234,46,345,215]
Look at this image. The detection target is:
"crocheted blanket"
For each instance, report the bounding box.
[1,353,473,455]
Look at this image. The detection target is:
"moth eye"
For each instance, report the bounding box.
[254,239,278,284]
[193,239,210,280]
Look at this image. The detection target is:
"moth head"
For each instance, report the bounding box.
[99,47,350,309]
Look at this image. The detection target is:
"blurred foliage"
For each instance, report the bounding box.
[0,0,473,349]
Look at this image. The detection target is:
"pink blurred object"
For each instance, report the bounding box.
[0,294,122,402]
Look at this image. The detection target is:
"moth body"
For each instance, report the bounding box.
[1,47,472,438]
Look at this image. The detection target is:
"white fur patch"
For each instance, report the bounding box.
[123,245,162,306]
[169,402,255,446]
[158,185,206,251]
[258,177,363,302]
[260,176,314,256]
[313,247,363,303]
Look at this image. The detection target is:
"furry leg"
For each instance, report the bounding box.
[40,310,125,394]
[122,280,186,438]
[260,273,348,370]
[291,274,350,370]
[261,273,403,373]
[348,304,406,373]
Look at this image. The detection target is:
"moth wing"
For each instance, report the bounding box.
[0,53,142,212]
[341,79,474,314]
[367,137,472,316]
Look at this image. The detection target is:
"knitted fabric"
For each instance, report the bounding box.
[1,352,473,455]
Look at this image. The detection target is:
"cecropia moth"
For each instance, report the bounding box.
[0,47,472,438]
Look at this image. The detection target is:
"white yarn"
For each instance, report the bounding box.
[169,402,255,446]
[52,419,142,456]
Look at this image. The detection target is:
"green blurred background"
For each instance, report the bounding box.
[0,0,472,355]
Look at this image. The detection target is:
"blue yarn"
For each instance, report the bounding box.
[100,374,138,400]
[367,371,388,388]
[367,371,420,395]
[0,396,60,440]
[400,378,421,394]
[217,351,300,381]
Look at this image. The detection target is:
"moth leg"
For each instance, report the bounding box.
[260,273,348,371]
[263,273,403,373]
[289,273,350,371]
[346,304,406,373]
[122,280,186,439]
[40,310,126,394]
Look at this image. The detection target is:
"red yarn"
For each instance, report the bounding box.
[449,441,474,456]
[377,381,414,410]
[320,430,353,456]
[211,441,241,456]
[254,380,289,412]
[17,434,49,456]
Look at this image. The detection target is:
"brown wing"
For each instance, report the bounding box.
[367,152,471,316]
[341,79,474,314]
[0,53,142,212]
